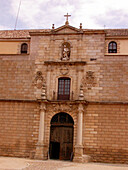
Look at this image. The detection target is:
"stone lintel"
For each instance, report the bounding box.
[39,99,88,105]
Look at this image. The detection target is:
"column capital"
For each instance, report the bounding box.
[40,103,46,111]
[78,103,84,112]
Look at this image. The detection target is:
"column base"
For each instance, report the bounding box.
[73,145,83,162]
[34,142,48,160]
[73,145,91,163]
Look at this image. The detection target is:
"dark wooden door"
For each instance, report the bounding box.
[60,126,73,160]
[50,125,73,160]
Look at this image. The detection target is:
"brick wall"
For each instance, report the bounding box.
[83,104,128,163]
[99,56,128,102]
[0,56,35,100]
[0,101,39,157]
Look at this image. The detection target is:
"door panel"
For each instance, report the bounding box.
[50,125,73,160]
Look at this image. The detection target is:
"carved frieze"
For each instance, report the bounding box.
[47,103,77,113]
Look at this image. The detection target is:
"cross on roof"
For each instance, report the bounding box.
[64,13,71,25]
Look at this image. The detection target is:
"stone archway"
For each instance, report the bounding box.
[49,112,74,160]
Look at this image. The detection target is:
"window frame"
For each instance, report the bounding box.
[108,41,117,53]
[21,43,28,54]
[57,77,71,100]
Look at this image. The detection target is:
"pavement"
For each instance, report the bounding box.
[0,157,128,170]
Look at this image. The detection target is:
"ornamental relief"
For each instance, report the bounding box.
[34,71,46,89]
[81,71,96,90]
[60,65,69,75]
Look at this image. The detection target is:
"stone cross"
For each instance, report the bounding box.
[64,13,71,25]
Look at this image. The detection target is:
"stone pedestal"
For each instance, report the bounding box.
[34,142,48,160]
[73,145,83,162]
[74,145,91,163]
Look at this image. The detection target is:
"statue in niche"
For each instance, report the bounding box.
[61,42,70,60]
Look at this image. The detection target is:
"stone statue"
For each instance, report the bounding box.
[61,44,70,60]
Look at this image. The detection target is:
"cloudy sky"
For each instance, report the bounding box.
[0,0,128,30]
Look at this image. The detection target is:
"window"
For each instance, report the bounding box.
[58,77,71,100]
[21,43,28,54]
[108,41,117,53]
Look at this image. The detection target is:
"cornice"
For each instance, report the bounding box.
[105,36,128,40]
[44,60,86,65]
[0,38,30,41]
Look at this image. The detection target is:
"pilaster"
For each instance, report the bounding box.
[73,103,84,162]
[35,103,48,160]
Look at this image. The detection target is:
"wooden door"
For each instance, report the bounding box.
[50,125,73,160]
[49,113,74,160]
[60,126,73,160]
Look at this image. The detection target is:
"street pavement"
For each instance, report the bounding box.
[0,157,128,170]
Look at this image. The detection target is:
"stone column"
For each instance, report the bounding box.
[74,103,84,162]
[35,103,48,160]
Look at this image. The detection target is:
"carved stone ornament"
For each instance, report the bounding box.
[51,103,76,113]
[61,42,70,61]
[34,71,45,89]
[82,71,96,90]
[60,65,69,75]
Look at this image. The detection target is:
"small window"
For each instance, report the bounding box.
[108,41,117,53]
[58,77,71,100]
[21,43,28,54]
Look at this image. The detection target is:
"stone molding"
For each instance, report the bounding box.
[44,61,86,66]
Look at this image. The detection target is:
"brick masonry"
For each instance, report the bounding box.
[0,101,39,158]
[84,104,128,163]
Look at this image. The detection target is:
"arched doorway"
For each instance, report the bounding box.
[49,112,74,160]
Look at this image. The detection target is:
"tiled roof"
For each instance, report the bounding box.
[0,28,128,38]
[105,29,128,36]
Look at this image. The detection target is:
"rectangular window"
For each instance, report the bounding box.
[58,78,70,100]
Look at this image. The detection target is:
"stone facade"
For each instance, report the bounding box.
[0,21,128,164]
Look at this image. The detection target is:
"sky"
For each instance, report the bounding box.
[0,0,128,30]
